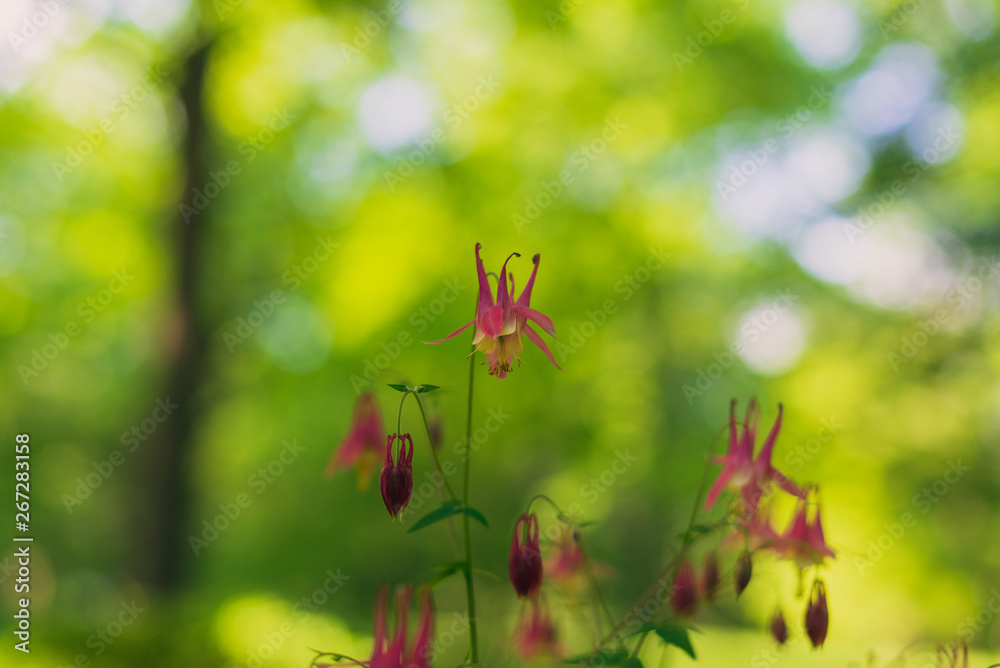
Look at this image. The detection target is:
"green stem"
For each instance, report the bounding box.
[413,392,461,558]
[584,421,731,665]
[462,346,480,664]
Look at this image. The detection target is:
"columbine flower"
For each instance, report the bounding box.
[770,608,788,645]
[734,550,753,598]
[804,579,829,648]
[700,552,720,600]
[515,600,561,660]
[546,527,584,581]
[326,393,384,489]
[380,434,413,520]
[774,495,836,567]
[369,586,435,668]
[706,399,805,513]
[671,560,698,617]
[509,513,543,599]
[428,243,559,379]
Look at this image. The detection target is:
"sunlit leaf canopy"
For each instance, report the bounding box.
[2,0,1000,665]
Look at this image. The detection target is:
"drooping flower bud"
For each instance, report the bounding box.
[671,560,698,617]
[700,552,720,600]
[380,433,413,520]
[804,579,829,648]
[735,550,753,598]
[509,513,542,598]
[770,608,788,645]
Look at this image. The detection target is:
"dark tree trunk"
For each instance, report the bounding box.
[133,40,214,592]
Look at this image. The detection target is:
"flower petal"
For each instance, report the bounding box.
[426,319,475,344]
[516,253,542,307]
[704,466,732,509]
[523,323,562,370]
[514,305,556,337]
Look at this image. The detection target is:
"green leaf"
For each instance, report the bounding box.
[469,566,501,581]
[387,383,409,392]
[652,624,696,660]
[623,659,644,668]
[424,561,466,587]
[414,384,440,393]
[407,502,489,533]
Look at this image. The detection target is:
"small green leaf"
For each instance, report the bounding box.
[653,624,696,660]
[387,383,410,392]
[424,561,466,587]
[407,502,489,533]
[414,384,440,393]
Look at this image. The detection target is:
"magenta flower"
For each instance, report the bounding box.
[804,579,829,648]
[428,243,559,379]
[744,403,805,511]
[509,513,543,599]
[775,496,836,567]
[326,393,384,489]
[370,586,435,668]
[705,399,757,510]
[380,434,413,520]
[706,399,805,513]
[671,560,698,617]
[700,552,720,600]
[770,608,788,645]
[515,600,561,660]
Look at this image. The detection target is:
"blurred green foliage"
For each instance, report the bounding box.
[2,0,1000,665]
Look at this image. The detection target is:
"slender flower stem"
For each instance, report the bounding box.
[413,394,459,503]
[412,392,461,557]
[583,421,732,665]
[462,345,480,664]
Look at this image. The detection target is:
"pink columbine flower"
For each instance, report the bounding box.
[380,434,414,520]
[804,579,829,648]
[509,513,543,599]
[775,496,836,567]
[706,399,805,513]
[671,560,698,617]
[770,608,788,645]
[546,528,585,583]
[515,600,561,660]
[326,393,384,489]
[370,586,435,668]
[428,243,559,379]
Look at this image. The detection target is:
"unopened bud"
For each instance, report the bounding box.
[770,608,788,645]
[735,551,753,598]
[804,579,829,648]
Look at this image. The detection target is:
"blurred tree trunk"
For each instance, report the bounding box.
[133,40,214,592]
